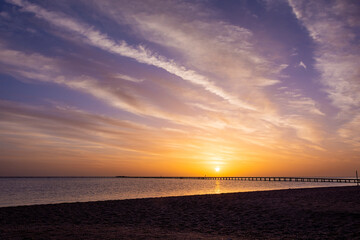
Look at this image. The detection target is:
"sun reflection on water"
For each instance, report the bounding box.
[214,179,221,194]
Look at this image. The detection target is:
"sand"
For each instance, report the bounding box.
[0,186,359,239]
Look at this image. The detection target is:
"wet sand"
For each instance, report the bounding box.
[0,186,359,239]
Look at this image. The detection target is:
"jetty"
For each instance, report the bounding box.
[116,176,359,184]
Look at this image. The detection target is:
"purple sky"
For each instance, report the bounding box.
[0,0,359,176]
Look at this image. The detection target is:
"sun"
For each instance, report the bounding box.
[215,167,220,172]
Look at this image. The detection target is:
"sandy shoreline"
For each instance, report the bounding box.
[0,186,359,239]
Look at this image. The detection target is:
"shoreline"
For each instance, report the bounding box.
[0,178,356,208]
[1,186,359,239]
[0,184,356,208]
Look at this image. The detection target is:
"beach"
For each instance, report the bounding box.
[0,186,359,239]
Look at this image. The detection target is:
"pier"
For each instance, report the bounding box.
[116,176,359,184]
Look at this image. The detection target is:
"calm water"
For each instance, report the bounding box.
[0,177,355,207]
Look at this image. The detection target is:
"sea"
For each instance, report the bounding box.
[0,177,356,207]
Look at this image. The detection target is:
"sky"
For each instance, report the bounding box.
[0,0,359,177]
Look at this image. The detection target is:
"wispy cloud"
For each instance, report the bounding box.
[113,74,144,83]
[338,114,360,151]
[299,61,306,69]
[6,0,256,111]
[288,0,360,151]
[0,0,358,175]
[288,0,360,114]
[101,0,282,96]
[1,0,328,144]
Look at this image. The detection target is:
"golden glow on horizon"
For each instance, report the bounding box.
[0,0,358,178]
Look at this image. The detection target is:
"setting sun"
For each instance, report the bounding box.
[0,0,358,179]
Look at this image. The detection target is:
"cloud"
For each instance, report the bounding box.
[90,0,322,142]
[5,0,256,111]
[2,0,327,140]
[338,114,360,151]
[103,1,281,89]
[4,44,280,142]
[277,88,324,116]
[0,44,147,115]
[113,74,144,83]
[288,0,360,114]
[0,100,274,170]
[0,11,10,19]
[1,0,347,175]
[0,100,211,158]
[288,0,360,152]
[299,61,306,69]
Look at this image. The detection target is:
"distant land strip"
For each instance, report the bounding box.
[116,176,360,184]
